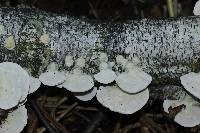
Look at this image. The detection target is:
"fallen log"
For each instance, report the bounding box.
[0,7,200,86]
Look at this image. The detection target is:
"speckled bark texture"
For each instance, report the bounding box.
[0,7,200,86]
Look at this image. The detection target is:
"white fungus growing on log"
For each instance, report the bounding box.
[29,76,41,94]
[74,87,97,101]
[194,0,200,16]
[4,35,15,50]
[39,33,50,45]
[0,62,31,109]
[116,62,152,93]
[163,95,200,127]
[94,62,116,84]
[180,72,200,99]
[62,68,94,92]
[96,86,149,114]
[39,62,66,86]
[0,105,27,133]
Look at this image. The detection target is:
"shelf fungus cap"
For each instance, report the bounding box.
[39,71,66,86]
[0,105,27,133]
[0,69,21,109]
[0,25,5,35]
[74,87,97,101]
[116,55,128,67]
[0,62,30,109]
[29,76,41,94]
[65,55,74,67]
[99,53,108,62]
[115,63,152,93]
[194,0,200,15]
[180,72,200,99]
[163,95,200,127]
[4,35,15,50]
[76,57,86,68]
[96,85,149,114]
[39,33,50,45]
[94,62,116,84]
[47,62,58,71]
[63,69,94,92]
[131,56,140,66]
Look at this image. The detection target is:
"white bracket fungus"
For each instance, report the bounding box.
[39,33,50,45]
[0,62,30,109]
[180,72,200,99]
[62,57,94,92]
[0,25,5,35]
[39,71,66,86]
[96,85,149,114]
[62,68,94,92]
[47,62,59,71]
[0,105,27,133]
[0,70,21,110]
[116,55,128,67]
[163,95,200,127]
[115,62,152,93]
[29,76,41,94]
[94,62,117,84]
[4,35,15,50]
[194,0,200,16]
[74,87,97,101]
[65,55,74,68]
[39,62,66,86]
[76,57,86,68]
[131,56,141,66]
[99,53,108,62]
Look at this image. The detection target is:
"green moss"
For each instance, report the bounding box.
[15,41,51,77]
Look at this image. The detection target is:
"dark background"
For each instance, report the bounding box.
[0,0,197,20]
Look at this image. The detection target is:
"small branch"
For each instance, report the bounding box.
[56,102,78,121]
[113,120,121,133]
[29,99,57,133]
[121,123,141,133]
[83,111,105,133]
[50,97,68,120]
[167,0,175,17]
[26,108,39,133]
[140,115,167,133]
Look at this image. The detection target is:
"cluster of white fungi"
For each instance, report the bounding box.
[0,1,200,132]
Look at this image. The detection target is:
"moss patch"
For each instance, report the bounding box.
[15,41,51,77]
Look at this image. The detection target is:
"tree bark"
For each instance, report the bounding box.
[0,7,200,86]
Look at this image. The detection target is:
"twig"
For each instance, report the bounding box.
[26,108,39,133]
[121,122,141,133]
[50,97,68,120]
[29,99,57,133]
[167,120,176,133]
[73,110,91,122]
[44,104,98,111]
[36,127,46,133]
[83,111,105,133]
[141,127,150,133]
[56,102,78,121]
[40,106,70,133]
[113,120,121,133]
[166,0,175,17]
[88,1,99,19]
[168,104,185,119]
[140,118,157,133]
[140,115,167,133]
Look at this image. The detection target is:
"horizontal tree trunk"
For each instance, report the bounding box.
[0,7,200,86]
